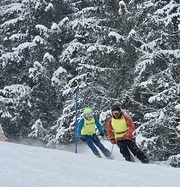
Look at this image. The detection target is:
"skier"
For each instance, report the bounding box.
[77,108,111,158]
[107,105,149,163]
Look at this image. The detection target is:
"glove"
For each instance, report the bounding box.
[110,138,116,144]
[99,132,104,137]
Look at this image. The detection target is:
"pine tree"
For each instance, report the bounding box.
[127,0,180,162]
[0,0,72,141]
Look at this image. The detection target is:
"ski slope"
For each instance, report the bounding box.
[0,140,180,187]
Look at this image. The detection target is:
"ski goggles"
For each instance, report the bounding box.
[112,111,121,115]
[85,113,93,119]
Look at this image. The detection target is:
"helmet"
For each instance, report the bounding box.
[111,105,121,112]
[83,108,93,114]
[111,105,122,119]
[83,108,93,120]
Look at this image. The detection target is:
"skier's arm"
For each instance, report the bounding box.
[124,115,135,135]
[76,118,84,138]
[94,115,104,133]
[106,119,115,140]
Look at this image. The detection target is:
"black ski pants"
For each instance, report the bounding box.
[116,139,148,162]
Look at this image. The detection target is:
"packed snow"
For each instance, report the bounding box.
[0,139,180,187]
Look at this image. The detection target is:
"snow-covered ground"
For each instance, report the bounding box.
[0,140,180,187]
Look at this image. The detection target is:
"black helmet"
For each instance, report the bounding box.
[111,105,121,112]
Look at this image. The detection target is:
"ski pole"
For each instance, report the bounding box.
[110,144,114,157]
[75,84,79,153]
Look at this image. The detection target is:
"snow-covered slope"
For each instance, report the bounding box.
[0,140,180,187]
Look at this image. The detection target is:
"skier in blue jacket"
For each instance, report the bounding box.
[77,108,111,158]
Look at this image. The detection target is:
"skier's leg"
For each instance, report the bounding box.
[92,134,111,157]
[117,140,133,161]
[85,135,101,157]
[127,140,149,163]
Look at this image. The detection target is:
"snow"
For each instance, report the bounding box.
[51,66,68,87]
[0,140,180,187]
[29,61,46,79]
[51,23,59,31]
[33,35,46,45]
[58,17,69,27]
[118,1,129,15]
[154,1,180,27]
[45,3,54,12]
[0,3,22,15]
[175,104,180,110]
[61,40,83,60]
[12,41,36,52]
[108,31,125,42]
[1,17,20,27]
[0,84,31,98]
[9,33,27,41]
[35,24,48,35]
[43,52,55,62]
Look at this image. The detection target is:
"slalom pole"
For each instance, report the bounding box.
[75,84,79,153]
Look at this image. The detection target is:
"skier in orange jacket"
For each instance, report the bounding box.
[107,105,149,163]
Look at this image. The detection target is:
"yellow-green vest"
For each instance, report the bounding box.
[112,117,129,138]
[81,117,96,135]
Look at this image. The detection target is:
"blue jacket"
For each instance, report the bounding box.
[76,115,104,138]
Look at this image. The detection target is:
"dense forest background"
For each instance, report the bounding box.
[0,0,180,167]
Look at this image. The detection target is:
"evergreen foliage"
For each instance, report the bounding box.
[127,0,180,162]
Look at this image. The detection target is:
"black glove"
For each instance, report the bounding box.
[110,138,116,144]
[99,132,104,137]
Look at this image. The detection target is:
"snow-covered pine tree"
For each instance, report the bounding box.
[0,0,72,141]
[49,0,139,145]
[127,0,180,162]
